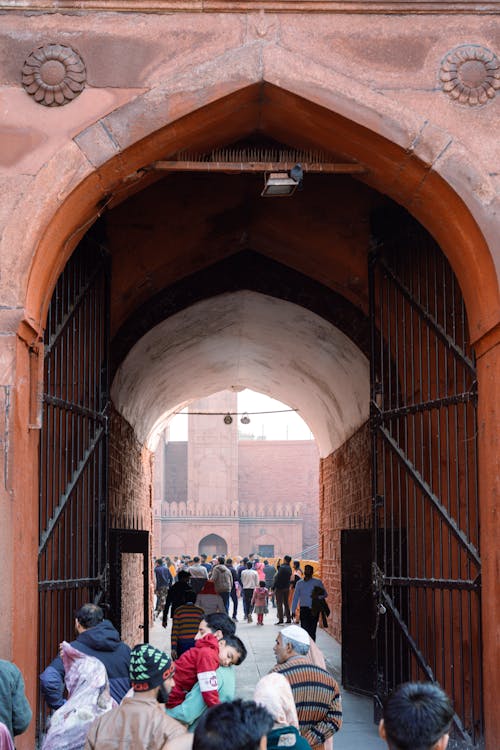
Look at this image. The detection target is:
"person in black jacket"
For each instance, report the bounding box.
[272,555,293,624]
[39,603,130,708]
[162,570,194,626]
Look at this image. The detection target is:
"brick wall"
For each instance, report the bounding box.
[109,406,153,633]
[320,422,371,641]
[120,552,146,647]
[109,406,153,531]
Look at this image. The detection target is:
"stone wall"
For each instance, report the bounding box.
[320,422,371,641]
[239,440,319,550]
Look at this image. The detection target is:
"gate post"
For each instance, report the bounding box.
[475,332,500,750]
[4,320,43,750]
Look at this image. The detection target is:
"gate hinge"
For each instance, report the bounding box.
[371,562,386,639]
[370,402,383,430]
[98,562,110,598]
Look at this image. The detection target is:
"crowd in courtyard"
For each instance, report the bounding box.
[0,551,454,750]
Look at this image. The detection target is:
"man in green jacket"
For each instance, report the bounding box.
[0,660,32,739]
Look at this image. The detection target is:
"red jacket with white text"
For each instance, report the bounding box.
[166,633,220,708]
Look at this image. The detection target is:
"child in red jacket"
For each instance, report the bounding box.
[166,632,246,708]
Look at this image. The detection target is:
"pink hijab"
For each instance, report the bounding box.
[0,724,14,750]
[254,562,265,582]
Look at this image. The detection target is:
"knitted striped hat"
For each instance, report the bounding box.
[129,644,175,691]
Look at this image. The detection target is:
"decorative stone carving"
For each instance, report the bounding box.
[22,44,86,106]
[440,45,500,106]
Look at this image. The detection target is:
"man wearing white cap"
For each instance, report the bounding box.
[271,625,342,748]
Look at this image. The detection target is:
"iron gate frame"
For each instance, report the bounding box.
[37,224,111,735]
[368,211,483,748]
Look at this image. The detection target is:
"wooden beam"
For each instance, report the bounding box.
[152,160,367,174]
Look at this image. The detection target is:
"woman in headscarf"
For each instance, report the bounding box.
[194,579,225,615]
[254,673,311,750]
[42,642,115,750]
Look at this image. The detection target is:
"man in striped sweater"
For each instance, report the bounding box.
[271,625,342,748]
[171,590,205,659]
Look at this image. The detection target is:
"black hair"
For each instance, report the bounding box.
[184,589,197,604]
[259,580,266,588]
[284,555,292,563]
[193,700,273,750]
[204,612,236,637]
[75,603,104,629]
[177,569,190,580]
[383,682,454,750]
[246,561,253,569]
[218,556,225,564]
[222,634,247,665]
[263,560,269,565]
[226,558,233,565]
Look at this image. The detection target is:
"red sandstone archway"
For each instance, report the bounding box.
[22,77,499,343]
[13,71,500,750]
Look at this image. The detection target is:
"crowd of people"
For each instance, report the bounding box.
[156,552,328,642]
[0,550,455,750]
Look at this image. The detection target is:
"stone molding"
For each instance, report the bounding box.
[2,0,500,13]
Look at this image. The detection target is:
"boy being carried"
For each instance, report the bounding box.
[166,631,246,709]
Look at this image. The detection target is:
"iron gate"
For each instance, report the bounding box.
[369,210,482,748]
[38,225,110,732]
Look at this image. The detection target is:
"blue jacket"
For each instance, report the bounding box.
[0,660,32,737]
[154,565,173,588]
[40,619,131,708]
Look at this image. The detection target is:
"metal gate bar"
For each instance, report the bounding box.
[369,211,482,748]
[38,229,110,737]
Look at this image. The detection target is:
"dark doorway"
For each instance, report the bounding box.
[109,529,150,643]
[341,529,376,694]
[199,533,228,556]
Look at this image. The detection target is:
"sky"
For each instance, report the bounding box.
[168,389,314,441]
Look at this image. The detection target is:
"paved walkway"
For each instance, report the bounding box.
[150,607,385,750]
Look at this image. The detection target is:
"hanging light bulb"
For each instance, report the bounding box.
[240,413,250,425]
[223,414,233,425]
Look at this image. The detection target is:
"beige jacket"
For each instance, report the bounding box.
[84,694,187,750]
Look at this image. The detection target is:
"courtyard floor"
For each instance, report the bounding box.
[150,605,386,750]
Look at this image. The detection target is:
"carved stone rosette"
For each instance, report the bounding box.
[22,44,86,106]
[440,45,500,106]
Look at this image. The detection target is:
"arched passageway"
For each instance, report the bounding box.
[13,77,496,750]
[199,534,228,557]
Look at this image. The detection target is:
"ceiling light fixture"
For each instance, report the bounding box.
[261,171,299,198]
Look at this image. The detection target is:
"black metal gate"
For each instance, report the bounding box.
[38,225,110,731]
[369,210,482,748]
